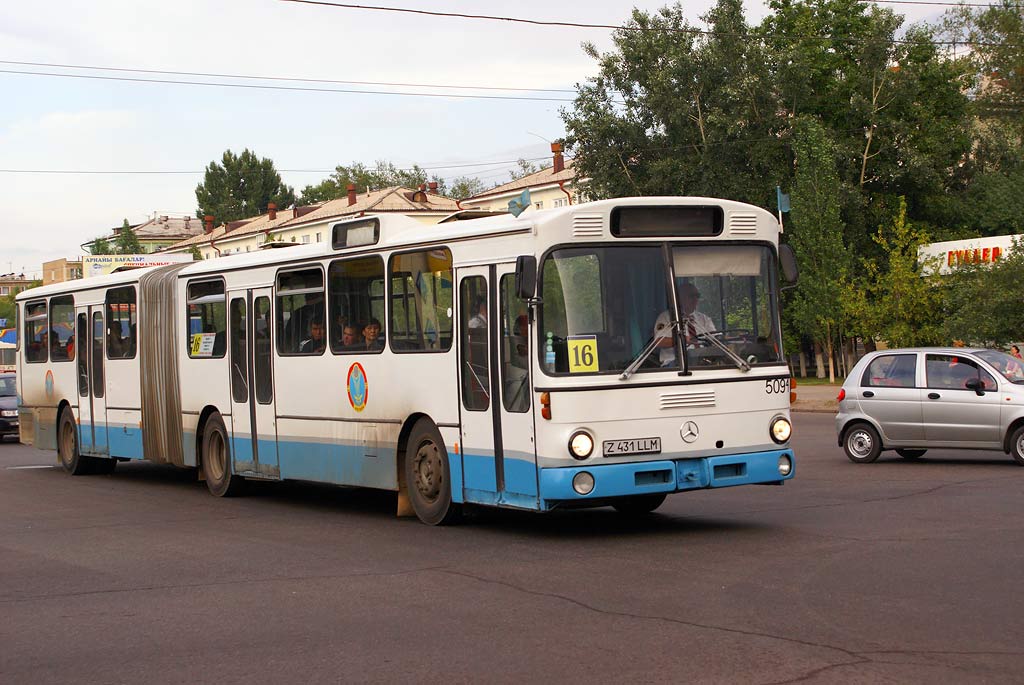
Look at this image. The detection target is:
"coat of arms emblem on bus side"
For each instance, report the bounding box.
[347,363,368,412]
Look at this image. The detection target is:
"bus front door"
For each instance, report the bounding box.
[457,265,538,508]
[228,289,279,478]
[77,306,108,455]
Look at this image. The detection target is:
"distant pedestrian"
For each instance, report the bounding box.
[1012,345,1022,360]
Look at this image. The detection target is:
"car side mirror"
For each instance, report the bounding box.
[964,377,985,395]
[515,255,537,300]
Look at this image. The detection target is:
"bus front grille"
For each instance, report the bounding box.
[660,390,716,410]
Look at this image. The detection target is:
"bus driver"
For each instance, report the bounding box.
[653,281,715,367]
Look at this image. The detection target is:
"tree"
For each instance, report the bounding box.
[447,176,487,200]
[188,245,203,261]
[785,117,850,382]
[847,197,946,348]
[508,159,548,181]
[89,237,112,255]
[298,161,446,205]
[196,149,295,223]
[562,0,785,205]
[114,219,142,254]
[943,239,1024,345]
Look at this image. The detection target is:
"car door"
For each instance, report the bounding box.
[857,352,924,443]
[923,353,1002,446]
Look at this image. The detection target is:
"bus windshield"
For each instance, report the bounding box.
[539,244,783,376]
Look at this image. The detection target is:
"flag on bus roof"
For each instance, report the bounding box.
[508,189,532,218]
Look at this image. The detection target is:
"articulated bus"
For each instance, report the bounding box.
[16,197,798,525]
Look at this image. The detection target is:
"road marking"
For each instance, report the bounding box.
[6,465,56,470]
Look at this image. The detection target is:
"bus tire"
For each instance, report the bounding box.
[405,419,460,525]
[58,408,93,475]
[202,412,243,497]
[612,493,667,516]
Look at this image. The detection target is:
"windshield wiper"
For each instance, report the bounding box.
[620,321,680,380]
[687,316,751,372]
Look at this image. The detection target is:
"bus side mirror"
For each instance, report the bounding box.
[779,244,799,286]
[515,256,537,300]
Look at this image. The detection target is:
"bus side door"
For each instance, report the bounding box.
[78,307,108,455]
[457,265,538,507]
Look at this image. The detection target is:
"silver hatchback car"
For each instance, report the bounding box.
[836,347,1024,465]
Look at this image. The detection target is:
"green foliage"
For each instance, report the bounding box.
[848,198,946,347]
[943,239,1024,345]
[298,161,446,205]
[508,159,548,181]
[114,219,142,255]
[196,149,296,223]
[785,117,850,379]
[447,176,487,200]
[0,293,15,325]
[89,237,112,255]
[188,245,203,261]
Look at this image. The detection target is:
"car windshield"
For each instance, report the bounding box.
[538,244,783,376]
[975,349,1024,383]
[0,377,15,397]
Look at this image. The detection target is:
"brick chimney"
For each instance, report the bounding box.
[204,215,214,234]
[347,183,357,206]
[268,202,277,221]
[428,181,438,194]
[551,142,565,173]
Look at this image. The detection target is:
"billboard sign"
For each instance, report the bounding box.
[82,254,192,278]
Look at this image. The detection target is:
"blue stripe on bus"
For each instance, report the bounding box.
[538,449,794,504]
[275,438,396,491]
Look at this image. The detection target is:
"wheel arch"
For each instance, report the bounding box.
[1002,416,1024,453]
[195,404,223,469]
[395,412,435,516]
[839,417,886,449]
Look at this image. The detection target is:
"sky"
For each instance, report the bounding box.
[0,0,947,278]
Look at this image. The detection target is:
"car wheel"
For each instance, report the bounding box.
[843,423,882,463]
[405,418,461,525]
[57,408,93,475]
[202,412,244,496]
[1010,426,1024,466]
[612,493,667,516]
[896,448,926,460]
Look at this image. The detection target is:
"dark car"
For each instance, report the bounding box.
[0,372,17,441]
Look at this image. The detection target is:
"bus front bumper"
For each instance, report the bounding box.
[539,448,794,504]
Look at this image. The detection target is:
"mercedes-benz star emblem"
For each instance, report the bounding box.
[680,421,699,443]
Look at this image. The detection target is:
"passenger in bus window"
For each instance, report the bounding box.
[468,297,487,329]
[341,325,359,349]
[300,320,326,354]
[653,281,715,366]
[363,318,383,350]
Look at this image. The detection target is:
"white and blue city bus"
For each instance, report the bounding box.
[15,196,797,524]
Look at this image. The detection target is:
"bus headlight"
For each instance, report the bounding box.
[770,417,792,444]
[568,431,594,460]
[572,471,595,495]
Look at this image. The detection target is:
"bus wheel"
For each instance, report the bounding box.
[202,412,243,497]
[58,408,92,475]
[405,419,460,525]
[612,493,667,516]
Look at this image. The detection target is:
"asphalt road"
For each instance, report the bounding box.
[2,413,1023,684]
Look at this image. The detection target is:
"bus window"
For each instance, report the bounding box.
[254,296,273,404]
[91,311,104,397]
[460,276,489,411]
[24,301,48,363]
[499,275,530,413]
[77,313,89,396]
[186,280,227,359]
[328,256,385,354]
[389,248,453,353]
[49,295,75,362]
[106,286,137,359]
[229,297,248,402]
[276,268,325,356]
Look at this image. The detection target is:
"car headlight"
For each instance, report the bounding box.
[770,416,792,444]
[568,430,595,460]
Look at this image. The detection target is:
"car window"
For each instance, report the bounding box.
[926,354,997,391]
[862,354,917,388]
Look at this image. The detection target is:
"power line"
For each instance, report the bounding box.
[0,59,577,95]
[277,0,1023,46]
[0,69,577,102]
